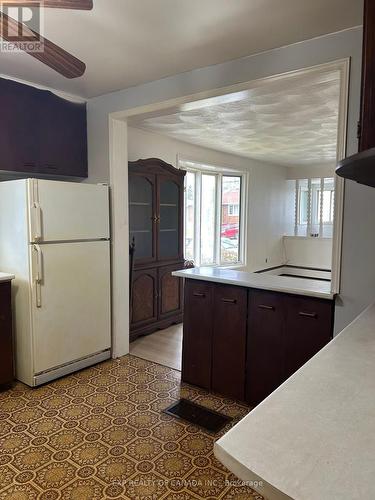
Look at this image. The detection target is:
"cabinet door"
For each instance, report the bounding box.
[157,176,183,261]
[0,282,13,385]
[212,284,247,401]
[158,264,183,320]
[129,173,157,264]
[131,268,158,328]
[0,78,40,174]
[285,295,333,379]
[182,280,213,390]
[246,290,285,405]
[38,91,87,177]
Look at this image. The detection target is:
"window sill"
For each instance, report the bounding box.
[284,235,333,241]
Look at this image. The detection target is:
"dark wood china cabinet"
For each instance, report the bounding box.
[129,158,186,341]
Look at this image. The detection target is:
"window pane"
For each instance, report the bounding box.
[322,177,335,237]
[221,176,241,263]
[297,179,308,236]
[200,174,216,265]
[310,178,321,236]
[184,172,195,261]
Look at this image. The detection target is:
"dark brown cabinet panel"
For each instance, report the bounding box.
[360,0,375,152]
[131,269,158,327]
[0,282,13,387]
[182,278,334,405]
[284,295,333,379]
[0,77,87,177]
[246,290,285,405]
[182,280,214,390]
[129,159,186,341]
[246,291,334,406]
[158,264,183,320]
[212,284,247,400]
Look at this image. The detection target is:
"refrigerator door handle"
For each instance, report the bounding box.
[33,244,43,308]
[32,202,42,242]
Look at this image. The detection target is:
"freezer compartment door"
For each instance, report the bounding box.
[28,179,109,242]
[30,241,111,374]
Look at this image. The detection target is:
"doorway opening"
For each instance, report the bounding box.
[109,59,349,365]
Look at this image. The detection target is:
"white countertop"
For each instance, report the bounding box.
[0,272,15,282]
[214,302,375,500]
[172,267,334,299]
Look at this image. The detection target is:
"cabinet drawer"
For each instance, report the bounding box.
[285,295,333,378]
[246,290,285,405]
[212,284,247,400]
[182,280,214,390]
[0,282,13,386]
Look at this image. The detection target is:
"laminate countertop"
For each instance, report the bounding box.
[214,302,375,500]
[172,267,334,299]
[0,272,14,282]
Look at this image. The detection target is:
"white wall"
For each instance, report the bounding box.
[87,26,373,335]
[283,236,332,269]
[286,163,336,179]
[128,126,287,272]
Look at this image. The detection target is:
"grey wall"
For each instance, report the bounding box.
[87,26,375,334]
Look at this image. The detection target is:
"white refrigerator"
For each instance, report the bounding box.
[0,178,111,386]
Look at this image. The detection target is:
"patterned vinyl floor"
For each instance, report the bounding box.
[0,355,264,500]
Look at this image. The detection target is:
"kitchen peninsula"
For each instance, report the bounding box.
[173,267,335,404]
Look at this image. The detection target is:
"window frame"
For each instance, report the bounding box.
[293,176,335,238]
[179,159,247,268]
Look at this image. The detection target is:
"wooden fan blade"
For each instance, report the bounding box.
[1,0,93,10]
[0,13,86,78]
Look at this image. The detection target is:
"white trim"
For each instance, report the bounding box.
[331,58,350,295]
[108,58,349,358]
[109,118,129,358]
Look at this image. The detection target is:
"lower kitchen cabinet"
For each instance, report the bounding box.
[182,280,247,400]
[212,284,247,400]
[182,278,334,404]
[284,294,334,379]
[246,290,285,405]
[246,290,334,405]
[0,282,13,387]
[182,280,214,389]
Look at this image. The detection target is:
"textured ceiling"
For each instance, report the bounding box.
[131,68,341,166]
[0,0,362,98]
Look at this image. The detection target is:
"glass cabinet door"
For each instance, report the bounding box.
[158,178,180,260]
[129,175,155,261]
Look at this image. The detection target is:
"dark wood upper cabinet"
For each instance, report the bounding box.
[0,77,87,178]
[360,0,375,152]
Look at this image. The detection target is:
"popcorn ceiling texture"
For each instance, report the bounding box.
[135,68,340,167]
[0,355,262,499]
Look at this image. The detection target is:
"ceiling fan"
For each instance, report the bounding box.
[0,0,93,78]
